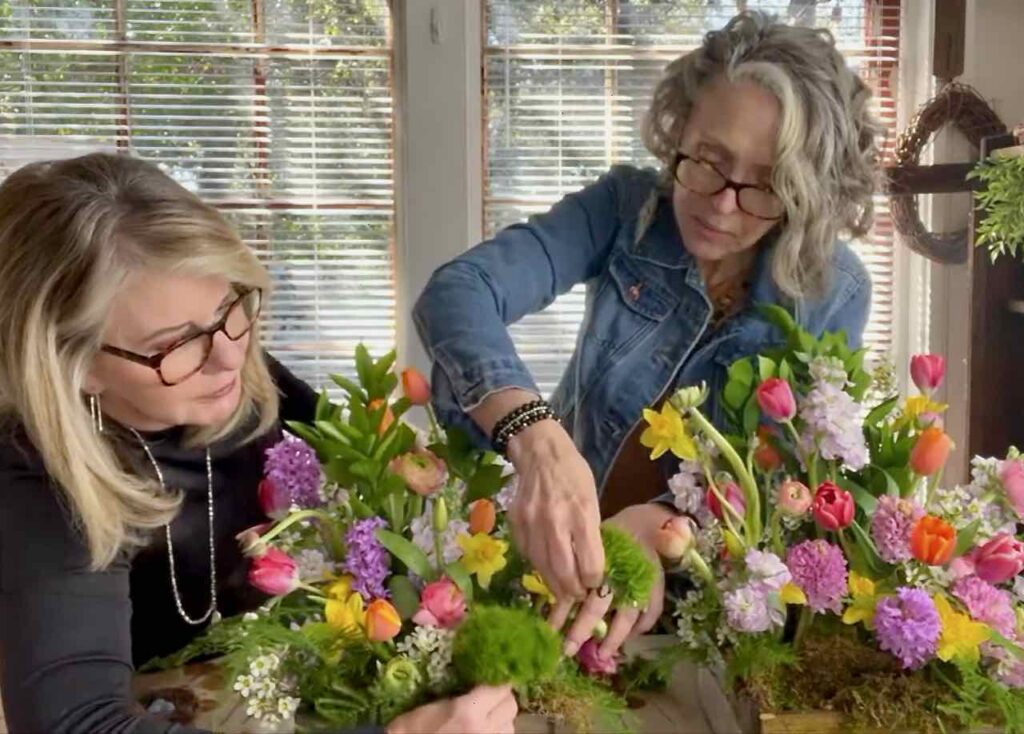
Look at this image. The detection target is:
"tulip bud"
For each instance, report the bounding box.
[756,378,797,422]
[910,354,946,395]
[400,367,432,406]
[432,496,448,534]
[669,383,708,411]
[654,516,695,560]
[366,599,403,642]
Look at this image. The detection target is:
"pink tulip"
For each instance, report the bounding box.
[576,638,617,676]
[411,577,467,629]
[756,378,797,422]
[811,482,854,531]
[248,547,299,596]
[970,533,1024,584]
[706,482,746,523]
[910,354,946,394]
[654,516,695,560]
[389,449,447,496]
[1000,459,1024,520]
[258,478,290,520]
[776,480,812,517]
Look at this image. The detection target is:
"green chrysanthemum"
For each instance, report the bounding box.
[452,605,560,686]
[602,524,657,609]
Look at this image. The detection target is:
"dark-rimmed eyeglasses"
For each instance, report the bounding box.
[101,288,262,386]
[671,152,784,221]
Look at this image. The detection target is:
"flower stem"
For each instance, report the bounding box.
[426,404,444,444]
[769,509,784,557]
[261,509,334,545]
[685,550,718,600]
[793,606,813,649]
[701,463,745,542]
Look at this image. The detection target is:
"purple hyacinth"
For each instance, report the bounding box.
[953,576,1017,637]
[343,516,391,600]
[871,496,925,564]
[786,539,848,614]
[874,587,941,670]
[264,435,323,508]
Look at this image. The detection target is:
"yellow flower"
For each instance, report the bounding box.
[779,582,807,606]
[326,575,356,600]
[326,590,367,635]
[522,572,556,605]
[457,532,508,589]
[935,594,990,664]
[640,402,697,460]
[842,572,879,629]
[895,395,948,429]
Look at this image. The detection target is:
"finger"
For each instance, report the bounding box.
[562,587,614,657]
[630,584,664,637]
[599,606,640,658]
[487,692,519,730]
[464,683,514,711]
[546,596,575,631]
[545,524,585,599]
[572,496,606,590]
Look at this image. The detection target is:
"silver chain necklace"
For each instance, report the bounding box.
[130,428,220,626]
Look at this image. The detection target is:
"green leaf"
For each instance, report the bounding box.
[350,496,375,519]
[778,359,793,382]
[285,421,323,451]
[444,562,474,603]
[315,389,332,422]
[387,575,421,619]
[354,344,374,394]
[848,520,888,576]
[865,396,900,428]
[954,519,982,557]
[330,374,366,401]
[727,358,755,388]
[349,459,379,481]
[837,477,878,515]
[465,463,505,503]
[316,420,353,446]
[757,356,777,382]
[756,303,798,336]
[723,379,751,411]
[375,528,432,578]
[741,395,760,437]
[372,350,397,379]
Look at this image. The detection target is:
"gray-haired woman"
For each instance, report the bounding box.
[414,12,882,659]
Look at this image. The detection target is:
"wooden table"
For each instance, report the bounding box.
[131,637,741,734]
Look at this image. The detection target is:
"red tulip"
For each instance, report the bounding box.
[248,547,299,596]
[910,354,946,394]
[401,367,432,406]
[706,482,746,523]
[909,427,953,477]
[257,478,290,520]
[970,533,1024,584]
[811,481,854,531]
[756,378,797,422]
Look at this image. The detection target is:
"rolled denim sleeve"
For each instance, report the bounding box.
[413,167,632,442]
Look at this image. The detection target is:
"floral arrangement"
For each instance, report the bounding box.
[147,347,657,731]
[642,305,1024,732]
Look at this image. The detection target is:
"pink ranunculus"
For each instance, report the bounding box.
[576,638,617,676]
[248,547,299,596]
[756,378,797,422]
[910,354,946,394]
[1000,459,1024,520]
[811,482,854,531]
[971,533,1024,584]
[776,480,813,517]
[706,482,747,523]
[389,448,447,496]
[258,478,291,520]
[411,577,467,629]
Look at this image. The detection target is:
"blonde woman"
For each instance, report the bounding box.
[0,154,517,734]
[414,12,881,660]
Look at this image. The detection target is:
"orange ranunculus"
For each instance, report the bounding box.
[368,399,395,436]
[909,427,953,476]
[365,599,402,641]
[910,515,957,566]
[468,498,497,535]
[401,367,432,406]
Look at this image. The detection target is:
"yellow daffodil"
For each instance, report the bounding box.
[640,402,697,460]
[326,575,356,600]
[779,582,807,606]
[842,572,879,629]
[522,572,556,605]
[935,594,991,664]
[326,590,367,634]
[895,395,948,430]
[457,532,508,589]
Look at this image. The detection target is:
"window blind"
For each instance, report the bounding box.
[0,0,395,389]
[484,0,901,396]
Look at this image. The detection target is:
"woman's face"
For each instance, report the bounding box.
[86,271,250,431]
[672,76,783,263]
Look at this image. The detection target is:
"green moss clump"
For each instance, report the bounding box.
[602,524,657,609]
[451,605,560,686]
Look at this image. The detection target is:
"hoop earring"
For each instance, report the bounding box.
[89,394,104,433]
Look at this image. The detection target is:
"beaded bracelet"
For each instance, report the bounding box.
[491,399,556,455]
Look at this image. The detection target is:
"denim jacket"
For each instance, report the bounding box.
[413,165,871,492]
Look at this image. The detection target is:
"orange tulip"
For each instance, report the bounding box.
[368,398,395,436]
[909,427,953,477]
[753,427,783,472]
[468,499,497,535]
[365,599,402,641]
[401,367,432,406]
[910,515,957,566]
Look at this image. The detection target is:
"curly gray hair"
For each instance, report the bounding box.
[641,12,883,299]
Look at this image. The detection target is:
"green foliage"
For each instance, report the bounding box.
[970,153,1024,262]
[525,661,632,734]
[724,634,797,688]
[452,605,561,687]
[939,660,1024,733]
[601,524,657,609]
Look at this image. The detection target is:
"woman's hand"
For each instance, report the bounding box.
[386,684,518,734]
[506,418,605,600]
[551,503,672,658]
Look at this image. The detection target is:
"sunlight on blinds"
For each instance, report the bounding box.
[484,0,901,395]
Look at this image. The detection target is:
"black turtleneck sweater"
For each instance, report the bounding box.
[0,357,383,734]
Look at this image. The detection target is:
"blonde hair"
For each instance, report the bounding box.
[0,153,279,569]
[641,12,882,298]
